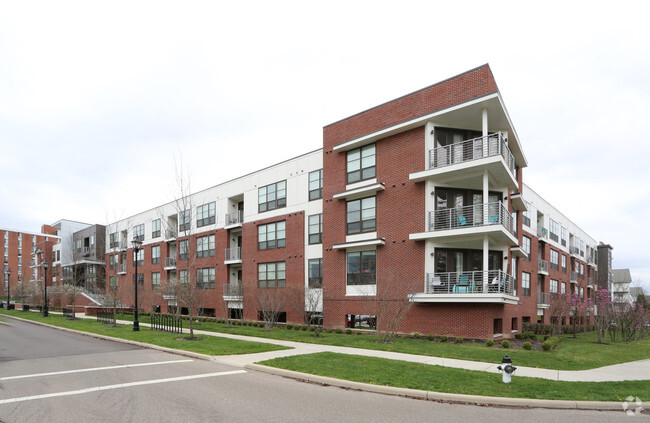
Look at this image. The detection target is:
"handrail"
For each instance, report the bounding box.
[428,132,515,175]
[428,202,514,236]
[223,283,242,297]
[424,270,514,295]
[225,210,244,226]
[225,247,242,261]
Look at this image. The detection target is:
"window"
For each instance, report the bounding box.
[197,234,215,257]
[522,236,531,261]
[152,272,160,290]
[197,202,216,227]
[134,249,144,266]
[152,219,161,238]
[549,219,559,242]
[561,255,567,273]
[109,254,118,270]
[561,227,568,247]
[109,276,118,290]
[133,224,144,242]
[580,287,584,300]
[179,210,191,232]
[258,221,286,250]
[347,144,376,184]
[151,245,160,264]
[522,208,531,227]
[135,273,144,285]
[550,250,559,271]
[258,262,286,288]
[580,263,585,275]
[109,232,119,248]
[308,214,322,244]
[308,258,322,288]
[521,272,530,296]
[550,279,558,294]
[197,268,215,289]
[346,251,376,285]
[179,239,189,260]
[258,181,287,213]
[561,282,566,294]
[309,169,323,200]
[179,270,188,284]
[347,197,376,234]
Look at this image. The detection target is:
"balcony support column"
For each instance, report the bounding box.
[483,236,489,286]
[483,169,489,222]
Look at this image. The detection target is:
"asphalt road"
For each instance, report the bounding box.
[0,317,646,422]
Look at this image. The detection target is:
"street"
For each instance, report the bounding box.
[0,318,646,422]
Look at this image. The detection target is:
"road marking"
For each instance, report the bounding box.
[0,359,194,381]
[0,370,246,404]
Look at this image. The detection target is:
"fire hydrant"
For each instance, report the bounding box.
[497,355,516,383]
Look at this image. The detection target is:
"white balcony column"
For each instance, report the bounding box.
[483,169,489,222]
[482,107,488,156]
[483,235,489,287]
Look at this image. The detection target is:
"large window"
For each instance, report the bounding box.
[522,236,531,261]
[179,239,189,260]
[179,270,188,284]
[521,272,530,296]
[561,227,568,247]
[258,181,286,213]
[109,276,118,290]
[109,254,118,270]
[550,279,558,294]
[309,169,323,201]
[346,251,376,285]
[561,255,567,273]
[133,224,144,242]
[347,144,376,184]
[197,268,215,289]
[550,250,559,271]
[151,245,160,264]
[152,219,161,238]
[258,221,286,250]
[197,234,215,257]
[197,202,216,227]
[152,272,160,290]
[134,249,144,266]
[308,214,322,244]
[347,197,376,234]
[548,219,559,242]
[258,262,286,288]
[179,210,191,232]
[109,232,119,248]
[308,258,322,288]
[522,208,531,227]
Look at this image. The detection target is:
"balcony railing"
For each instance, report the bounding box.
[118,264,127,274]
[537,292,553,306]
[538,260,549,274]
[570,271,578,283]
[569,245,580,256]
[223,283,242,298]
[225,210,244,226]
[165,257,177,268]
[165,229,177,240]
[537,227,548,240]
[424,270,514,295]
[428,202,514,235]
[428,132,515,175]
[225,247,242,262]
[82,247,91,257]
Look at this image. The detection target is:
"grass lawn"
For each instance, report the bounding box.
[0,310,288,356]
[261,352,650,402]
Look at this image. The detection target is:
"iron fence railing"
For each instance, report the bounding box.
[428,132,515,175]
[151,313,183,334]
[428,202,514,236]
[424,270,514,295]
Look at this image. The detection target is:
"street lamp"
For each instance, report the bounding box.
[4,267,10,310]
[42,261,49,317]
[132,238,142,331]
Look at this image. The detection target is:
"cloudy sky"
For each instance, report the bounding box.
[1,1,648,291]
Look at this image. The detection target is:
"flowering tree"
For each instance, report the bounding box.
[594,289,615,343]
[548,293,571,335]
[568,294,592,338]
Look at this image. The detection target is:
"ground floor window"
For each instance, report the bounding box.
[257,311,286,323]
[511,317,518,331]
[346,314,376,329]
[493,318,502,334]
[229,308,243,319]
[346,251,376,285]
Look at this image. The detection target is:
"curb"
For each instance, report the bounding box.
[245,364,648,411]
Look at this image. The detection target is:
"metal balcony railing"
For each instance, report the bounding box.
[570,271,578,283]
[569,245,580,256]
[223,283,242,298]
[165,257,177,268]
[428,132,515,176]
[165,229,177,240]
[225,210,244,226]
[82,247,91,257]
[537,227,548,240]
[225,247,242,261]
[118,263,127,274]
[428,202,514,236]
[537,292,553,306]
[424,270,514,295]
[538,260,549,273]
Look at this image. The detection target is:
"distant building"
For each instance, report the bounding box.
[611,269,633,305]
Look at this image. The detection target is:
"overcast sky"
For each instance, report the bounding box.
[1,1,648,292]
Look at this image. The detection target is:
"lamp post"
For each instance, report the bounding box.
[132,238,142,331]
[4,267,10,310]
[42,261,49,317]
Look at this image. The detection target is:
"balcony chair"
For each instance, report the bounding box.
[454,274,470,293]
[428,276,442,294]
[488,215,499,224]
[458,216,468,227]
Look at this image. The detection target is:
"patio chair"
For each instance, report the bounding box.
[458,216,468,226]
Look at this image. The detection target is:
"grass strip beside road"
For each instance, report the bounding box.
[0,310,288,356]
[261,352,650,402]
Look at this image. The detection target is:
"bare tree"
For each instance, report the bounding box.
[547,293,571,335]
[256,286,289,331]
[101,274,129,326]
[305,287,324,336]
[363,268,413,344]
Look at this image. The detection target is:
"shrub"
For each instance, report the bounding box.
[501,340,510,349]
[294,325,301,330]
[301,325,307,331]
[439,335,448,343]
[486,339,494,347]
[346,328,352,335]
[309,326,315,332]
[541,336,563,352]
[286,324,293,330]
[523,342,532,350]
[454,337,463,344]
[427,334,435,341]
[413,333,420,340]
[336,328,343,334]
[543,335,550,341]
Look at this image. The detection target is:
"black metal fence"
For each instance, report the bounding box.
[96,308,113,324]
[151,313,183,334]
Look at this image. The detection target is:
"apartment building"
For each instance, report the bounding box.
[611,269,634,305]
[103,64,606,338]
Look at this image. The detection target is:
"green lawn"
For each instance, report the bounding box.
[0,310,288,356]
[261,352,650,402]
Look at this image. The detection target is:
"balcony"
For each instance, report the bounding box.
[223,283,243,300]
[119,241,128,251]
[409,270,518,304]
[410,133,518,190]
[82,247,91,257]
[569,245,581,257]
[225,247,242,264]
[410,202,517,246]
[165,229,177,241]
[537,227,548,241]
[164,257,177,270]
[538,260,549,275]
[570,271,578,284]
[118,264,127,275]
[225,211,244,228]
[537,292,553,308]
